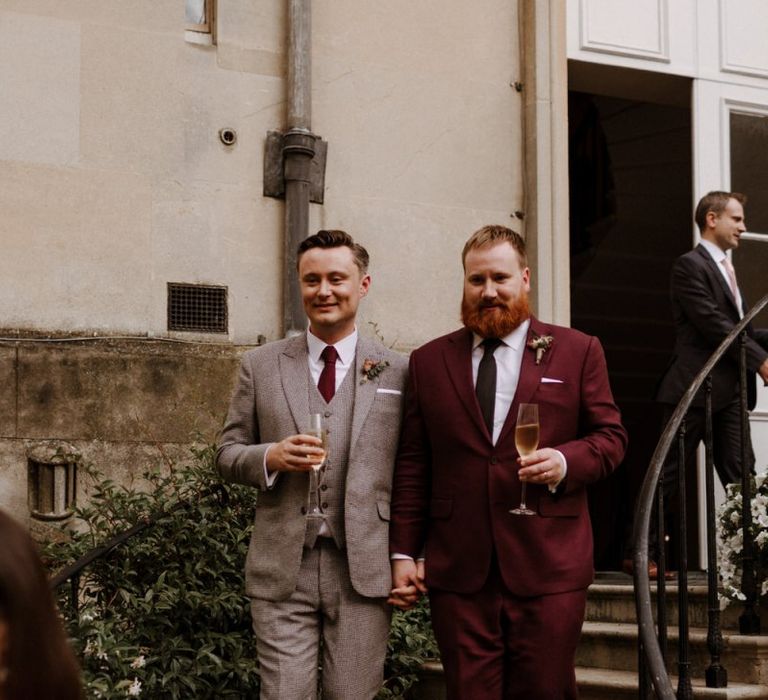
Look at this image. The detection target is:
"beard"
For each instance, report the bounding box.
[461,293,530,338]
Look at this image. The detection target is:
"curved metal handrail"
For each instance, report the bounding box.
[50,484,229,595]
[632,292,768,699]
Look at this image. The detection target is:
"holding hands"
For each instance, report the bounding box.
[388,559,427,610]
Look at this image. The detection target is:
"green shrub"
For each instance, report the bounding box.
[45,444,437,699]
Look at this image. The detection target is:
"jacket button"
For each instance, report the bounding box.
[322,502,328,509]
[321,484,328,491]
[490,457,499,465]
[300,507,307,515]
[324,411,331,418]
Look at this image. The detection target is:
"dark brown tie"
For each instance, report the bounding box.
[318,345,339,402]
[476,338,502,436]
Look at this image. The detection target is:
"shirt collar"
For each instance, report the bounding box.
[307,327,357,365]
[472,318,531,352]
[700,238,727,264]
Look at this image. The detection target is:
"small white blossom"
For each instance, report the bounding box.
[130,656,146,669]
[127,678,142,696]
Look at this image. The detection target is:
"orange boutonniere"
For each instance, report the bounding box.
[527,334,554,365]
[360,358,390,384]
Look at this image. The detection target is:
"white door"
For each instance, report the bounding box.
[694,80,768,474]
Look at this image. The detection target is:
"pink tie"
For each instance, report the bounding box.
[318,346,338,402]
[723,257,739,302]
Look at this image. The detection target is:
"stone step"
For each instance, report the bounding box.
[577,621,768,685]
[588,574,745,630]
[411,663,768,699]
[576,667,768,699]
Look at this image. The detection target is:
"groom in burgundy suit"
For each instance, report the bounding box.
[389,225,627,699]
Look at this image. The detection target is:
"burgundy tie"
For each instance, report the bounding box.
[318,346,338,402]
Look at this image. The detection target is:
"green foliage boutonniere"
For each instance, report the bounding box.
[527,334,554,365]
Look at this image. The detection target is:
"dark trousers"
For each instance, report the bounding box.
[428,557,587,700]
[650,399,755,557]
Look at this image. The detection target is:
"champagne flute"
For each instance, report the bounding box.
[511,403,538,516]
[305,413,329,517]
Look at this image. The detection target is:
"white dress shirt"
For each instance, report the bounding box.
[700,238,743,317]
[306,327,357,390]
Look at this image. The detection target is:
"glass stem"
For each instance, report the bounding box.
[520,482,528,508]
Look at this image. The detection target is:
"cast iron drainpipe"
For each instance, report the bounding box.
[283,0,316,337]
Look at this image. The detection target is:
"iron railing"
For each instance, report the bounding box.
[632,292,768,699]
[50,484,229,617]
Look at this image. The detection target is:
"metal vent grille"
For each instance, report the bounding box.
[167,283,228,333]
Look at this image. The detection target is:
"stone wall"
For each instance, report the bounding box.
[0,336,249,523]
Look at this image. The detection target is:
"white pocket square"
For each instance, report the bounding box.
[376,388,402,395]
[541,377,564,384]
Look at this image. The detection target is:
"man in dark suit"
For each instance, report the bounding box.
[652,191,768,554]
[217,230,408,699]
[388,225,627,699]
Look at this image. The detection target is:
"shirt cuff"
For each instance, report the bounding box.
[263,444,279,488]
[549,450,567,493]
[390,553,426,561]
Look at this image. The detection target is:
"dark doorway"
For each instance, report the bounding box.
[567,62,694,570]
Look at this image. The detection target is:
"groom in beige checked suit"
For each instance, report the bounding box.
[217,230,407,699]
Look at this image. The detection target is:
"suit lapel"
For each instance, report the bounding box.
[695,245,740,317]
[278,334,311,433]
[498,318,549,446]
[444,329,490,439]
[350,336,379,451]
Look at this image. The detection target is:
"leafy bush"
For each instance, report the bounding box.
[45,444,438,698]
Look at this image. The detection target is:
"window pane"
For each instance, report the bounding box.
[730,112,768,233]
[733,238,768,327]
[185,0,206,26]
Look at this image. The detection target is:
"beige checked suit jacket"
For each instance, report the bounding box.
[216,333,408,601]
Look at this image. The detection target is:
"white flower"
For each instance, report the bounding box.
[96,650,109,661]
[130,656,146,669]
[127,678,142,696]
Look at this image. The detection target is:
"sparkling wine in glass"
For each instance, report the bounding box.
[305,413,329,517]
[511,403,538,516]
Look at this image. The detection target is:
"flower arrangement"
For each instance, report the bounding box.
[527,334,554,365]
[361,358,390,383]
[716,470,768,609]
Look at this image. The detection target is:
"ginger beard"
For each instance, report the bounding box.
[461,292,531,339]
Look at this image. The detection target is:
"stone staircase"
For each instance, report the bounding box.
[578,572,768,699]
[412,572,768,699]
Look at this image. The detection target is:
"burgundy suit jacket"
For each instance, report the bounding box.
[390,318,627,597]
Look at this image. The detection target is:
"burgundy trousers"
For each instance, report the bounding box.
[428,560,587,700]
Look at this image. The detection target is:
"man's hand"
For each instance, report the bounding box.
[265,434,325,473]
[387,559,427,610]
[760,358,768,386]
[518,448,565,489]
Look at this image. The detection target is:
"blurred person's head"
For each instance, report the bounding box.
[0,509,82,700]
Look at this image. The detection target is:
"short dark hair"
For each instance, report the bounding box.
[694,191,747,232]
[462,225,527,268]
[297,230,370,273]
